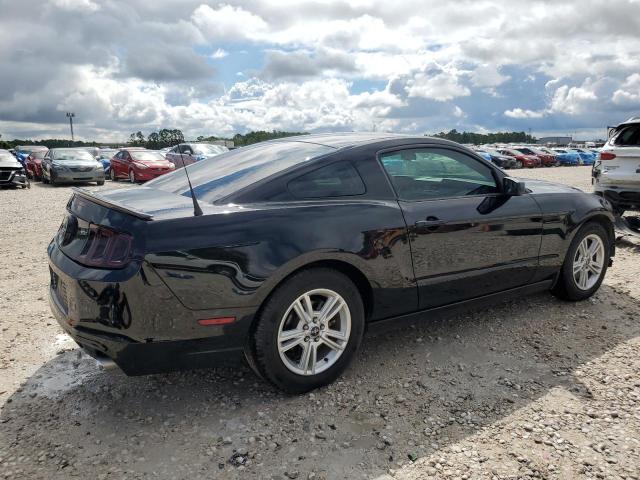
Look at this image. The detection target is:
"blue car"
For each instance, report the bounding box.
[570,148,596,165]
[96,148,117,175]
[473,149,493,163]
[552,149,581,165]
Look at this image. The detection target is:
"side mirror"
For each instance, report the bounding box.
[503,177,526,196]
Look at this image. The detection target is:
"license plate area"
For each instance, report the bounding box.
[50,268,69,313]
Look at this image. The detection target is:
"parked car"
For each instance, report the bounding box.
[570,148,596,165]
[48,133,615,393]
[41,148,105,186]
[110,148,175,183]
[497,148,540,168]
[472,149,492,163]
[552,149,581,166]
[514,146,558,167]
[96,148,118,175]
[0,149,28,188]
[24,150,48,180]
[165,143,229,169]
[480,148,518,169]
[593,116,640,214]
[14,145,48,167]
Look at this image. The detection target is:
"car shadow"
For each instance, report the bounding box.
[1,286,639,479]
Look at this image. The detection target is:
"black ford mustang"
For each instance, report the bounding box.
[48,133,615,393]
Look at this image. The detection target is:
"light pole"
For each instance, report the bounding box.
[66,112,75,142]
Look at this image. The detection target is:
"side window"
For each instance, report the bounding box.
[179,145,192,154]
[380,148,498,201]
[288,162,366,199]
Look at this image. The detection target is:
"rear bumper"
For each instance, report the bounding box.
[594,187,640,211]
[47,241,253,375]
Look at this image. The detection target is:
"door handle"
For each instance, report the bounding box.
[414,216,444,229]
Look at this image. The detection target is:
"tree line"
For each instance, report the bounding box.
[432,129,537,145]
[1,129,538,151]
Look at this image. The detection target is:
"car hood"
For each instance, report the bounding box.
[0,157,22,168]
[519,178,582,194]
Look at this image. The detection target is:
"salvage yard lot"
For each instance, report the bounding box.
[1,166,639,479]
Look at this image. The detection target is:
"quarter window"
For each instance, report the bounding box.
[380,148,498,200]
[288,162,365,198]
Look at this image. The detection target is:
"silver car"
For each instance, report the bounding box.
[165,143,229,169]
[42,148,105,186]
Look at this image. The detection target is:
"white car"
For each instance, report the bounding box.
[593,116,640,214]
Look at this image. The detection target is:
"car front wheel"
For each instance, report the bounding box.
[129,170,136,183]
[110,169,117,181]
[252,268,365,393]
[552,222,610,301]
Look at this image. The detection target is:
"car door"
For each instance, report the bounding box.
[110,151,122,177]
[379,146,543,309]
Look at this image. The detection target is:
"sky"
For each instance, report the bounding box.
[1,0,639,142]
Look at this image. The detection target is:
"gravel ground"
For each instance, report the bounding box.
[1,167,638,480]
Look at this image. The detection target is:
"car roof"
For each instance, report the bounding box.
[267,132,429,149]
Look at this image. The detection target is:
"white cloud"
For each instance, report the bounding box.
[549,84,598,115]
[405,65,470,102]
[612,73,640,106]
[504,108,545,119]
[211,48,229,59]
[192,4,268,41]
[49,0,99,12]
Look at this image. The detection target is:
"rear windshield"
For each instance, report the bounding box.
[612,125,640,146]
[53,150,95,161]
[131,151,166,161]
[148,141,335,203]
[31,151,46,159]
[192,144,228,155]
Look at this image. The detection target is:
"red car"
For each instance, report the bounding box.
[109,148,175,183]
[24,149,48,180]
[498,148,541,168]
[514,147,557,167]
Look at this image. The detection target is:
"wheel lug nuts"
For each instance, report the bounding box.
[303,324,309,330]
[313,337,319,342]
[304,336,310,342]
[320,324,324,330]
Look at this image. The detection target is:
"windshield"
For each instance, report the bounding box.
[30,151,46,159]
[131,151,166,161]
[192,144,228,155]
[98,149,117,158]
[53,149,95,161]
[148,141,335,203]
[0,152,15,161]
[554,149,567,153]
[516,148,534,155]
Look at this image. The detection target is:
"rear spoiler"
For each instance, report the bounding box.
[72,187,154,221]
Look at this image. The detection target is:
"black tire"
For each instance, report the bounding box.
[251,268,365,393]
[110,169,117,181]
[97,180,105,186]
[551,222,610,301]
[516,160,523,169]
[42,172,49,184]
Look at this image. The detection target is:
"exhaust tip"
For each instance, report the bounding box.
[95,355,118,371]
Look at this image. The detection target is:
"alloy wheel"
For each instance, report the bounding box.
[573,234,605,290]
[277,289,351,376]
[129,170,135,183]
[110,169,116,181]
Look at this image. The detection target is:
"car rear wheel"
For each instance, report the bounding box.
[251,268,365,393]
[110,169,116,181]
[552,222,610,301]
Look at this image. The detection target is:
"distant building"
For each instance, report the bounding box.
[537,136,572,146]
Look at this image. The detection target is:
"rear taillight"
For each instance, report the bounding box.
[599,152,616,161]
[76,224,133,268]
